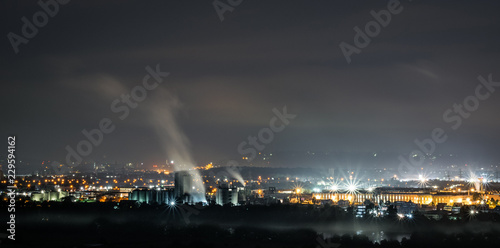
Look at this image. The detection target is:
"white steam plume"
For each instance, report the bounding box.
[148,88,206,203]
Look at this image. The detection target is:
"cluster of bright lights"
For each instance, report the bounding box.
[397,213,413,219]
[370,209,381,217]
[324,171,381,193]
[466,171,490,192]
[466,172,479,190]
[323,176,385,194]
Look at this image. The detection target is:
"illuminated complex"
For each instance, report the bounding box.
[312,187,500,205]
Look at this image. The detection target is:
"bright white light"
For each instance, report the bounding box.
[170,201,176,206]
[417,174,429,188]
[466,171,482,192]
[344,178,360,194]
[348,184,357,192]
[328,178,340,193]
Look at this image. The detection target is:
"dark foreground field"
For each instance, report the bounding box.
[2,202,500,248]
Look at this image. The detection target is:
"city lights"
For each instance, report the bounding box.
[3,2,500,247]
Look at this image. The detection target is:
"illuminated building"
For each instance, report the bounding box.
[393,201,418,215]
[31,191,69,201]
[174,171,193,203]
[129,188,175,204]
[355,205,366,217]
[312,188,458,205]
[216,184,239,206]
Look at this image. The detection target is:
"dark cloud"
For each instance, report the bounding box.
[1,0,500,172]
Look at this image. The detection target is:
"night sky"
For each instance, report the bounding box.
[1,1,500,171]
